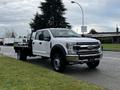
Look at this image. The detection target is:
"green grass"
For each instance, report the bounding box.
[102,44,120,51]
[0,56,103,90]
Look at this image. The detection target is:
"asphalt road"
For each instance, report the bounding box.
[0,46,120,90]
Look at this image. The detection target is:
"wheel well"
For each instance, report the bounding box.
[50,45,66,58]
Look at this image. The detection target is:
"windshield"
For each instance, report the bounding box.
[50,29,80,38]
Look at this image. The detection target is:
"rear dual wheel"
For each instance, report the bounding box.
[17,51,27,61]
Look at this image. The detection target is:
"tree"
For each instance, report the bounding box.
[30,0,71,31]
[4,30,17,38]
[89,29,98,34]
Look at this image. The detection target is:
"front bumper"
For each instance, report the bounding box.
[66,53,103,62]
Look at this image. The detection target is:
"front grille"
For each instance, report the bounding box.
[73,45,100,50]
[77,50,100,55]
[73,42,100,55]
[76,42,99,45]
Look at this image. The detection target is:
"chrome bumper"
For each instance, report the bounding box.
[66,53,103,62]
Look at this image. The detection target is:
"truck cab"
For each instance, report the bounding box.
[14,28,103,72]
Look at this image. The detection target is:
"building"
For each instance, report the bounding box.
[0,38,3,45]
[86,32,120,43]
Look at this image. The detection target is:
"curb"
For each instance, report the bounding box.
[103,49,120,52]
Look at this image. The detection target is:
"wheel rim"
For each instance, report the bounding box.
[54,58,60,70]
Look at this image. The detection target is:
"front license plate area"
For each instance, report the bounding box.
[88,58,95,62]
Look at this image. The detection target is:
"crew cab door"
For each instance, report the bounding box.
[32,31,44,55]
[32,30,51,57]
[42,30,51,57]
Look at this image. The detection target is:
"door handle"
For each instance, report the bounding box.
[39,42,42,44]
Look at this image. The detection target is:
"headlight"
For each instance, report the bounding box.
[66,42,76,55]
[96,44,102,53]
[100,45,103,52]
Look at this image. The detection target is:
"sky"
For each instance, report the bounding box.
[0,0,120,37]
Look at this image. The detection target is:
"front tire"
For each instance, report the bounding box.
[51,53,66,72]
[87,60,100,69]
[17,51,27,61]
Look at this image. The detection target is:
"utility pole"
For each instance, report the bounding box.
[71,1,87,35]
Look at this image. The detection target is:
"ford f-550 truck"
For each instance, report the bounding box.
[14,28,103,72]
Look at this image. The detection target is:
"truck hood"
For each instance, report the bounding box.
[53,37,100,43]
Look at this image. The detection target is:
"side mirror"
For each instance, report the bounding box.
[44,37,51,41]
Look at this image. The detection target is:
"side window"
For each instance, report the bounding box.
[32,33,35,40]
[35,31,43,40]
[35,32,39,40]
[43,31,51,41]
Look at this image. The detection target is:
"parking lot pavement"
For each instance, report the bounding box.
[0,46,17,58]
[64,51,120,90]
[1,46,120,90]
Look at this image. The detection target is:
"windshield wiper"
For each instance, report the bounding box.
[70,35,80,37]
[55,36,80,38]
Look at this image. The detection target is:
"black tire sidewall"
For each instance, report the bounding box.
[87,60,100,69]
[51,53,66,72]
[17,52,21,60]
[17,51,27,61]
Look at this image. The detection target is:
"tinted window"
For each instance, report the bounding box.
[43,30,51,41]
[35,31,43,40]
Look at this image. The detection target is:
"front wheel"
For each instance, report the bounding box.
[87,60,100,69]
[51,53,66,72]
